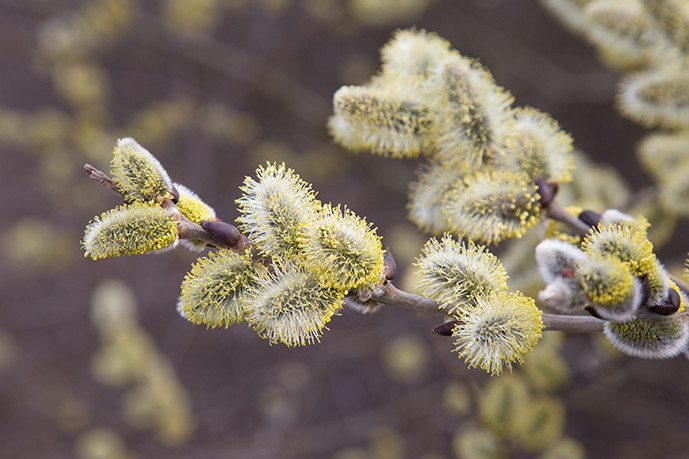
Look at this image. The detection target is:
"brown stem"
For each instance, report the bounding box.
[176,219,223,246]
[368,282,444,316]
[542,313,605,333]
[545,200,591,235]
[368,282,607,333]
[84,164,119,193]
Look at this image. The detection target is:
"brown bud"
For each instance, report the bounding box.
[170,184,180,203]
[535,176,556,207]
[200,219,241,248]
[648,287,681,316]
[668,287,681,308]
[431,320,462,336]
[578,210,602,228]
[383,249,397,281]
[638,274,651,307]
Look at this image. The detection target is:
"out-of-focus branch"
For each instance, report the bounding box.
[130,15,328,126]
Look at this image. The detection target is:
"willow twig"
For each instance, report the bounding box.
[545,200,591,235]
[130,15,328,126]
[84,164,119,193]
[542,313,605,333]
[369,282,444,316]
[367,282,606,333]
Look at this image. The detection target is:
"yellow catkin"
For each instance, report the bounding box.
[83,204,178,260]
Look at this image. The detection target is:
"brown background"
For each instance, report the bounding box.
[1,1,688,458]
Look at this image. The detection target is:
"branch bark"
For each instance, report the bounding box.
[545,200,592,235]
[367,282,606,333]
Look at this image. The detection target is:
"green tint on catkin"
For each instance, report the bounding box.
[415,234,508,313]
[177,250,264,328]
[515,396,566,452]
[637,131,689,180]
[243,262,345,347]
[540,438,586,459]
[583,0,655,70]
[453,428,508,459]
[328,85,433,158]
[604,314,689,359]
[431,54,514,167]
[582,223,668,303]
[453,290,543,375]
[478,374,529,435]
[658,159,689,216]
[407,161,464,234]
[500,107,574,183]
[109,137,173,204]
[236,162,321,259]
[578,255,641,321]
[83,204,178,259]
[618,69,689,128]
[522,332,570,392]
[301,204,384,291]
[444,171,542,244]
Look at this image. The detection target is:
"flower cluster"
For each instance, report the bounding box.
[84,139,385,347]
[542,0,689,217]
[328,29,575,243]
[536,219,689,359]
[82,138,217,259]
[416,234,543,375]
[185,162,384,346]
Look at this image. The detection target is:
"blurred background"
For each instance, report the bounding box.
[1,0,689,458]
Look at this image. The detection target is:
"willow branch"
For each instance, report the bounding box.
[172,211,232,249]
[81,163,669,330]
[367,282,606,333]
[369,282,444,316]
[545,200,591,235]
[541,313,605,333]
[84,163,119,193]
[130,16,328,126]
